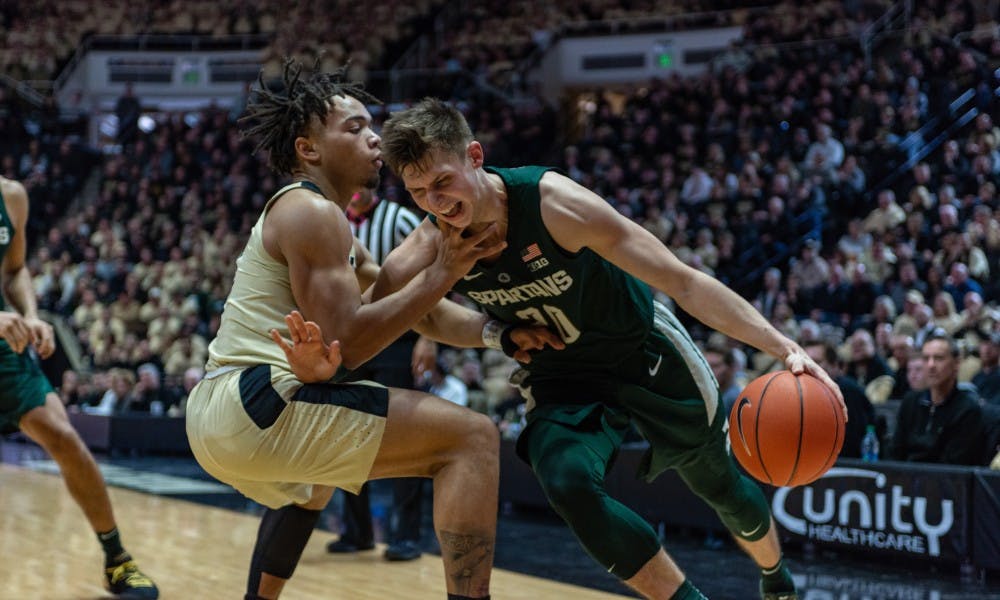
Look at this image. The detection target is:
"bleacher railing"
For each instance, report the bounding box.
[861,0,914,69]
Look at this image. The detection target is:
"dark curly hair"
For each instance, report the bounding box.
[239,58,379,176]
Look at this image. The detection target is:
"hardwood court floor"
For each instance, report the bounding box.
[0,464,631,599]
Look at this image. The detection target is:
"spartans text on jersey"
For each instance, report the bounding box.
[466,270,573,307]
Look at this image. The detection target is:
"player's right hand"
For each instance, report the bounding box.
[0,311,31,354]
[271,310,343,383]
[783,345,847,422]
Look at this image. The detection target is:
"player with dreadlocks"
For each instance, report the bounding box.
[185,59,561,600]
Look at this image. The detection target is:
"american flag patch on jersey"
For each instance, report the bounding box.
[520,243,542,262]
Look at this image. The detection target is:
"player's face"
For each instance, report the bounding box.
[315,95,382,190]
[401,146,480,228]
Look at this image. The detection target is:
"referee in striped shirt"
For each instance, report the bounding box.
[327,188,430,561]
[346,189,422,264]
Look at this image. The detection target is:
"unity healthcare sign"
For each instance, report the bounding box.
[771,464,969,562]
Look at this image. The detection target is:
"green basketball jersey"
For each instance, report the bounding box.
[450,166,654,379]
[0,185,14,311]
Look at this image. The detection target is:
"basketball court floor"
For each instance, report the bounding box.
[1,438,997,599]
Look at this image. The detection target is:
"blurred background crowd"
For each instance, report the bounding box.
[1,0,999,466]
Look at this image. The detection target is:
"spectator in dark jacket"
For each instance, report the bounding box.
[889,333,984,465]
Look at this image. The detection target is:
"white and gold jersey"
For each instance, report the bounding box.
[206,181,355,371]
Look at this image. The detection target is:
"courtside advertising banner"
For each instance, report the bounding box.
[770,464,969,562]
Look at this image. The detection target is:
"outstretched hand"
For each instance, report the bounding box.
[270,310,342,383]
[783,346,848,422]
[507,325,565,363]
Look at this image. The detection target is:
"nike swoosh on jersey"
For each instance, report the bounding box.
[463,272,484,280]
[648,354,662,376]
[740,523,762,537]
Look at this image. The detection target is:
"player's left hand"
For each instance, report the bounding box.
[271,310,343,383]
[783,346,847,421]
[23,316,55,359]
[507,325,565,363]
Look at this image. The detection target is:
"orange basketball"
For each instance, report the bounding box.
[728,370,844,487]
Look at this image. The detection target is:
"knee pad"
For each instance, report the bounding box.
[707,473,771,542]
[248,504,321,594]
[535,452,659,580]
[535,457,602,520]
[681,454,771,542]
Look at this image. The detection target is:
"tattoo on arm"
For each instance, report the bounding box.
[439,530,494,595]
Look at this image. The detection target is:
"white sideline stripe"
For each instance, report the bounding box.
[21,459,234,495]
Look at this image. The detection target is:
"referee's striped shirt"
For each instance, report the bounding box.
[349,199,422,264]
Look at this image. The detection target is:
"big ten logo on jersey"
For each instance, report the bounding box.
[0,226,9,245]
[521,242,548,272]
[527,257,549,272]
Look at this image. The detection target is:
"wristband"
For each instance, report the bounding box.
[482,320,507,350]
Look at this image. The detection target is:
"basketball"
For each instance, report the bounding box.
[728,370,844,487]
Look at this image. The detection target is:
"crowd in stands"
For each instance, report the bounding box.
[2,0,999,466]
[0,0,445,86]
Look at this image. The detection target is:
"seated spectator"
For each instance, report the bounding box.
[771,300,800,340]
[119,362,179,415]
[862,189,906,235]
[755,196,794,257]
[705,347,743,415]
[168,366,205,417]
[931,291,963,336]
[911,303,938,348]
[754,267,782,320]
[845,328,891,386]
[885,262,928,314]
[802,123,844,181]
[843,262,880,331]
[162,332,208,377]
[58,369,83,408]
[887,334,916,400]
[814,262,850,326]
[789,238,830,293]
[859,238,896,285]
[906,356,926,397]
[837,218,872,261]
[783,273,815,319]
[82,368,134,415]
[956,291,996,344]
[455,354,487,413]
[797,319,823,346]
[804,341,877,459]
[888,333,985,465]
[418,359,469,408]
[973,333,1000,405]
[71,287,103,331]
[943,262,985,311]
[870,295,898,332]
[679,165,714,205]
[939,139,969,185]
